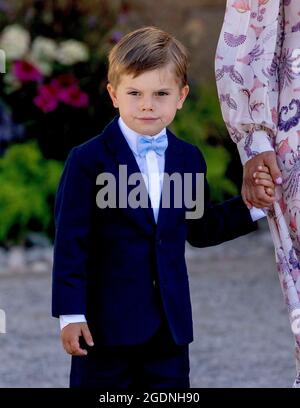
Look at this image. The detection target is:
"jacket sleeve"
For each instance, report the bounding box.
[215,0,283,165]
[52,147,95,317]
[186,147,257,248]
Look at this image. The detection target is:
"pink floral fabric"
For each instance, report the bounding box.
[216,0,300,387]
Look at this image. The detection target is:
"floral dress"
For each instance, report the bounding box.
[216,0,300,387]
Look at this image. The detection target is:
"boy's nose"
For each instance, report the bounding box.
[140,98,154,111]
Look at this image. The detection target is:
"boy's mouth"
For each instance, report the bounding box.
[137,117,159,121]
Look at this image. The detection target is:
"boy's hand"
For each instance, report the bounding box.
[243,165,276,209]
[61,322,94,356]
[242,151,282,209]
[253,164,276,198]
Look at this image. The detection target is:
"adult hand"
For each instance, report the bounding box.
[242,151,282,209]
[61,322,94,356]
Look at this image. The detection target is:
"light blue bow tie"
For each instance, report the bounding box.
[137,134,168,157]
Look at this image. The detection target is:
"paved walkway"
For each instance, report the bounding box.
[0,220,296,387]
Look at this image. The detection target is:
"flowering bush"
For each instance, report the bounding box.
[1,22,88,78]
[0,0,130,244]
[1,25,91,108]
[0,24,99,159]
[0,1,131,160]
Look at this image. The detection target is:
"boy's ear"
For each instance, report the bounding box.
[107,83,119,108]
[177,85,189,110]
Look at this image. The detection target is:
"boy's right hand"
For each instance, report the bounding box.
[61,322,94,356]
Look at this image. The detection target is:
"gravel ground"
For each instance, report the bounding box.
[0,219,296,388]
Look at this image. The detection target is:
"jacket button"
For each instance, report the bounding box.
[153,280,156,287]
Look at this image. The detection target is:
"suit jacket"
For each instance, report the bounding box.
[52,116,256,346]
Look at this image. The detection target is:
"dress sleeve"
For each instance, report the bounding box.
[215,0,283,164]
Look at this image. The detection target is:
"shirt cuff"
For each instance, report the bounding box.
[249,207,267,222]
[59,314,87,330]
[237,130,275,165]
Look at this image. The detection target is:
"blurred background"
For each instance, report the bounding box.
[0,0,238,250]
[0,0,296,388]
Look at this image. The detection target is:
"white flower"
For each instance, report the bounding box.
[31,60,53,76]
[0,24,30,60]
[28,36,57,75]
[56,39,89,65]
[31,36,57,62]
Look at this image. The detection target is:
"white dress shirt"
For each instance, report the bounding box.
[59,117,265,330]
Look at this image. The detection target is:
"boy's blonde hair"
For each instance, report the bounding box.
[108,26,189,88]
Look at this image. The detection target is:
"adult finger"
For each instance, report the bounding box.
[249,185,275,208]
[264,153,282,185]
[242,184,253,209]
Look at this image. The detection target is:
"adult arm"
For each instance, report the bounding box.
[215,0,283,207]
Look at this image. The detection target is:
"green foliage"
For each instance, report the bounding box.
[0,141,63,246]
[171,84,237,202]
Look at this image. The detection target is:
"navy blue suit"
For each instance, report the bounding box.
[52,116,256,388]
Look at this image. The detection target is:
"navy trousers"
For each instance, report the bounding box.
[69,321,190,389]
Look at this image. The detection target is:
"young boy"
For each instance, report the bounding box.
[52,26,275,389]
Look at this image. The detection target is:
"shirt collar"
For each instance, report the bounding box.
[118,117,166,156]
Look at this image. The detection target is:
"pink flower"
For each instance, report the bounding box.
[34,84,58,113]
[12,60,43,82]
[50,73,78,90]
[33,73,89,112]
[57,84,89,108]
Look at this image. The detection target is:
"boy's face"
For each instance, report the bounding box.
[107,64,189,136]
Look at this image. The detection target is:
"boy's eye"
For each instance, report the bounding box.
[127,91,169,96]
